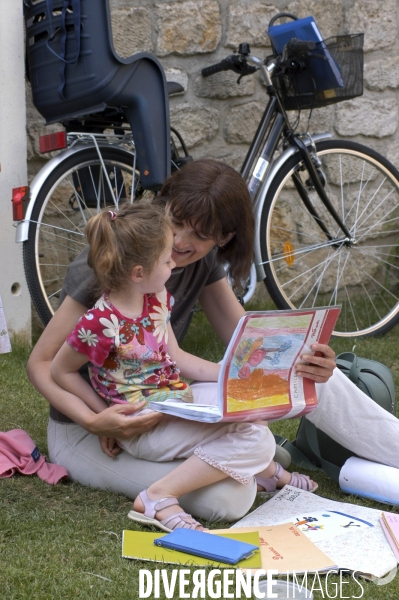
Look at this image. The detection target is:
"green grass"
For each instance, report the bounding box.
[1,311,399,599]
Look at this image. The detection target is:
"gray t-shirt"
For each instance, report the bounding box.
[59,246,226,341]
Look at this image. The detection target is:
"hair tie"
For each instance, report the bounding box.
[108,211,117,221]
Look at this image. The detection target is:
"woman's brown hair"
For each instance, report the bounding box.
[156,159,254,288]
[86,202,171,292]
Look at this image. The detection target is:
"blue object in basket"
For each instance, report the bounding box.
[268,16,344,92]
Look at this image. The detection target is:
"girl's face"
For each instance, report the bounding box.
[140,228,176,293]
[169,216,216,268]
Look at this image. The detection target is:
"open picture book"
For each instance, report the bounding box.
[149,306,340,423]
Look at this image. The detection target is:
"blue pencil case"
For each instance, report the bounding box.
[154,529,258,565]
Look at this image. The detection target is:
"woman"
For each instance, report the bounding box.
[27,160,399,522]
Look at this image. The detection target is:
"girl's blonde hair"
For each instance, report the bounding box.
[86,202,171,292]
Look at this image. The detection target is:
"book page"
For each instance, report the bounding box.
[219,308,339,422]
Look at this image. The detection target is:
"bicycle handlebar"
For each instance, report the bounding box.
[201,55,257,78]
[285,38,316,56]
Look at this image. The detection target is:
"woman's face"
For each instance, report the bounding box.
[169,216,216,268]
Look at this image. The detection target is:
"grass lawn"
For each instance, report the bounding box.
[1,306,399,599]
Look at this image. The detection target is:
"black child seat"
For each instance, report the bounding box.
[24,0,171,190]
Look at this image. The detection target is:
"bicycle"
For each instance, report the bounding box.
[14,11,399,338]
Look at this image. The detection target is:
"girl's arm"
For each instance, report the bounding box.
[27,295,163,437]
[50,341,108,414]
[166,323,220,381]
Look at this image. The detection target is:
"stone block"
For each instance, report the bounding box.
[335,97,398,138]
[155,0,221,56]
[364,57,399,91]
[110,7,153,57]
[226,3,277,49]
[170,103,219,148]
[345,0,396,52]
[224,102,264,144]
[194,70,255,99]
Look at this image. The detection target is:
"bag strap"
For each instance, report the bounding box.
[336,352,361,385]
[274,434,320,471]
[46,0,81,99]
[275,419,341,483]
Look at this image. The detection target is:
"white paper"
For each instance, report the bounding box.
[232,485,397,578]
[340,456,399,506]
[0,295,11,354]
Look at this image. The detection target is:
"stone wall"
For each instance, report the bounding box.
[26,0,399,178]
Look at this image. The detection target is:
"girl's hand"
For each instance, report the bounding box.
[99,436,120,458]
[295,343,336,383]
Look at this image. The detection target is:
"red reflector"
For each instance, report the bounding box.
[12,186,30,221]
[39,131,67,153]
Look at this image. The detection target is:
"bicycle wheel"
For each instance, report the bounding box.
[23,146,139,326]
[260,140,399,337]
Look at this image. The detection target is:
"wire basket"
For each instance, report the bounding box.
[272,34,364,111]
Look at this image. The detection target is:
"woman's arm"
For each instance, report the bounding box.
[167,323,220,381]
[198,278,245,346]
[27,295,163,438]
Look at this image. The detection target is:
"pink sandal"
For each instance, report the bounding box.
[256,462,318,498]
[127,489,204,532]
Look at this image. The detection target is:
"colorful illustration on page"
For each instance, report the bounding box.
[226,313,313,414]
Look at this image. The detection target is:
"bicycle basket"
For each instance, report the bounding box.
[272,34,364,111]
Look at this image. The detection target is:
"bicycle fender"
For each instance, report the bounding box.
[252,132,332,280]
[15,144,135,242]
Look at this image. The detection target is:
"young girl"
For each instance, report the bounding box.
[51,202,317,532]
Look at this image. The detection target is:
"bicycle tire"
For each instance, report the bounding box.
[260,140,399,337]
[23,146,139,326]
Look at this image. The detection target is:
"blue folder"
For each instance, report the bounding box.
[268,16,344,91]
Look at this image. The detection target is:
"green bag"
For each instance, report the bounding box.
[275,352,396,482]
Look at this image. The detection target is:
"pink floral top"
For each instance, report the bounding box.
[66,289,193,406]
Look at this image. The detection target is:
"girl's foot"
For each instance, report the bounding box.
[256,462,318,498]
[127,489,205,532]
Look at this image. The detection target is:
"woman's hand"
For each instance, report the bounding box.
[295,343,336,383]
[87,401,164,440]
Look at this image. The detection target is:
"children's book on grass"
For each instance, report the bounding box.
[150,307,340,423]
[212,523,337,575]
[121,530,262,569]
[232,485,398,579]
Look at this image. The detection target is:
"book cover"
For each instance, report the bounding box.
[121,530,262,569]
[379,517,399,561]
[232,485,397,579]
[212,523,337,575]
[149,306,340,423]
[382,512,399,549]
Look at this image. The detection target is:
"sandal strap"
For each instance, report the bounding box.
[289,472,315,491]
[255,462,284,493]
[139,490,179,519]
[161,511,203,531]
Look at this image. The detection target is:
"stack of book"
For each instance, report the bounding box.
[380,512,399,561]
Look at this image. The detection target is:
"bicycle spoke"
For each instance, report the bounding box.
[262,141,399,336]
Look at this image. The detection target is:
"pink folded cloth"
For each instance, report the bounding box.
[0,429,68,484]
